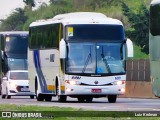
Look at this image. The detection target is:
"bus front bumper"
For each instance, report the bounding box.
[64,84,125,95]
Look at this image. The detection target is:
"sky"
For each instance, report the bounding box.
[0,0,50,19]
[0,0,25,19]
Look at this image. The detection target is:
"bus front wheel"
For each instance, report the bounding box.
[58,95,67,102]
[108,95,117,103]
[56,82,66,102]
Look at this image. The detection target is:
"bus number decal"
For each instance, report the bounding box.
[115,76,121,80]
[71,76,81,79]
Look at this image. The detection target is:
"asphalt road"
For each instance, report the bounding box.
[0,96,160,111]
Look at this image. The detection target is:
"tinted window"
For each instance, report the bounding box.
[5,35,28,54]
[66,25,125,41]
[29,23,62,49]
[150,3,160,36]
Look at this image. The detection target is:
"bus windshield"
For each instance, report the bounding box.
[5,34,28,54]
[8,58,28,70]
[66,24,125,41]
[66,42,125,75]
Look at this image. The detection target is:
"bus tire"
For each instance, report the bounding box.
[58,95,67,102]
[56,79,66,102]
[45,95,52,101]
[30,95,34,99]
[86,97,93,102]
[108,95,117,103]
[37,94,44,101]
[35,78,44,101]
[78,98,85,102]
[2,95,6,99]
[7,95,11,99]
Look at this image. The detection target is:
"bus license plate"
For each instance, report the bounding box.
[91,89,101,93]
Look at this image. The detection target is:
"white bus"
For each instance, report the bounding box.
[149,0,160,97]
[0,31,28,95]
[28,12,133,103]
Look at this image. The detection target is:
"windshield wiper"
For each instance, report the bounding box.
[101,46,111,73]
[82,47,92,73]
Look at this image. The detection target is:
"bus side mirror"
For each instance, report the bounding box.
[126,38,134,58]
[60,39,66,59]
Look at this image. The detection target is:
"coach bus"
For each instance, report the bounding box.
[149,0,160,97]
[0,31,28,93]
[28,12,133,103]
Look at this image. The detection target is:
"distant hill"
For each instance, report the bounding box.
[0,0,150,59]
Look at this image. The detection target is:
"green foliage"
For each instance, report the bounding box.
[133,44,149,59]
[23,0,35,7]
[0,0,150,58]
[0,8,27,31]
[121,1,149,54]
[23,2,72,30]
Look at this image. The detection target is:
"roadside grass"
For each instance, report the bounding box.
[0,104,159,120]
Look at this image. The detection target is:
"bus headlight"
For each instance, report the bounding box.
[118,88,125,92]
[65,80,81,85]
[121,88,125,92]
[113,80,125,85]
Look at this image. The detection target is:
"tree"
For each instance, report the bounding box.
[50,0,58,4]
[0,8,28,31]
[121,2,149,54]
[23,0,35,9]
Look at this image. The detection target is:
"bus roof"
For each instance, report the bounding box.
[0,31,28,35]
[151,0,160,5]
[30,12,123,27]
